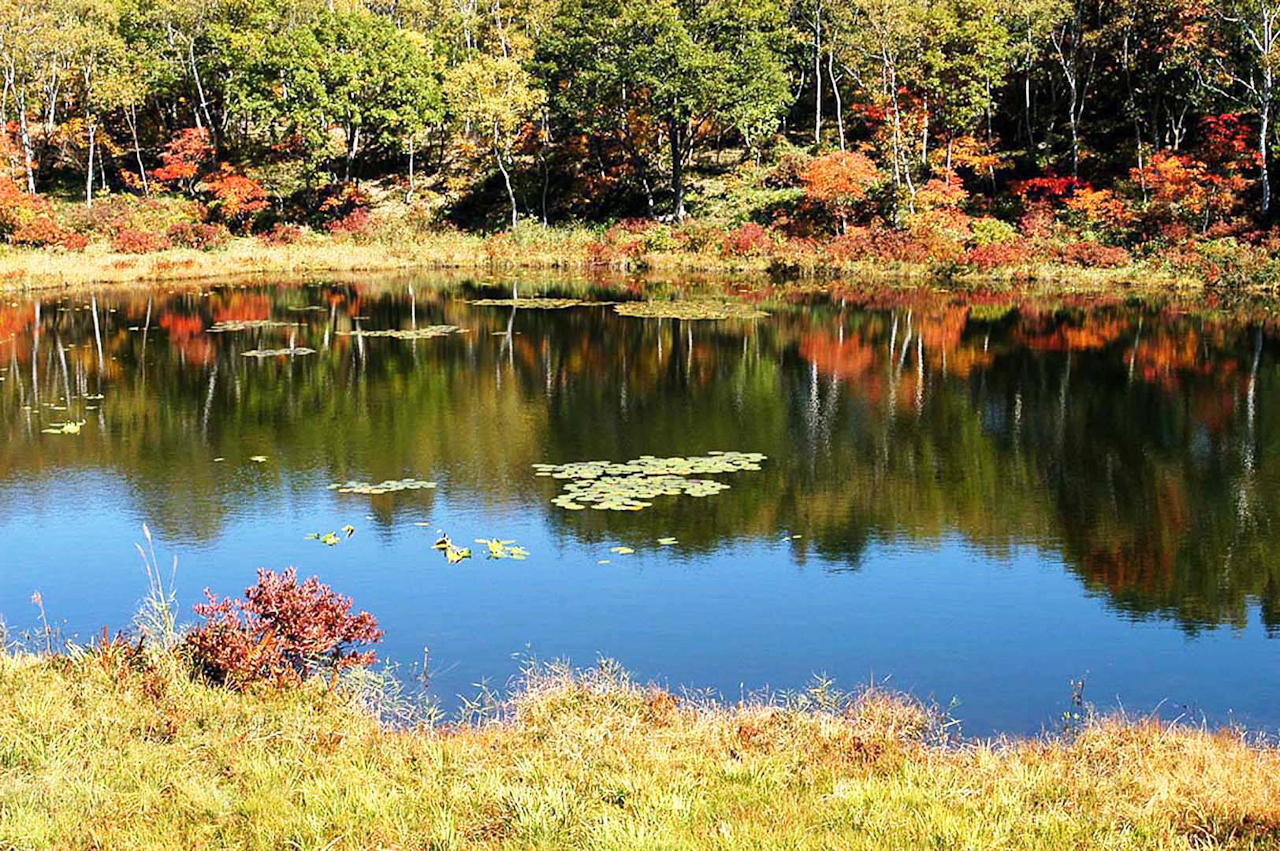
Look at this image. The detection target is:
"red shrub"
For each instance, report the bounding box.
[112,228,172,254]
[801,150,879,232]
[823,228,878,262]
[60,231,90,252]
[167,222,229,250]
[327,207,373,236]
[202,166,268,232]
[11,215,67,248]
[721,222,773,257]
[187,568,383,689]
[1059,240,1131,268]
[259,223,305,245]
[965,241,1032,271]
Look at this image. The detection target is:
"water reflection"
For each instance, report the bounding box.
[1,277,1277,730]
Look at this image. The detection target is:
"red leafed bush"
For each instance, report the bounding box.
[822,227,878,262]
[1059,240,1131,268]
[801,150,879,232]
[60,231,90,252]
[11,215,67,248]
[259,222,305,245]
[965,241,1032,271]
[721,222,773,257]
[187,568,383,689]
[326,207,373,236]
[112,228,172,254]
[167,222,229,250]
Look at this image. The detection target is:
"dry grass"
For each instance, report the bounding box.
[0,651,1276,850]
[0,229,1203,294]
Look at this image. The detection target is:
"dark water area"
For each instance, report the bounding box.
[1,275,1278,736]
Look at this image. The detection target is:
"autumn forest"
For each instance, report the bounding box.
[2,0,1280,285]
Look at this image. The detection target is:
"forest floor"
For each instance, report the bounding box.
[1,649,1278,850]
[0,232,1199,293]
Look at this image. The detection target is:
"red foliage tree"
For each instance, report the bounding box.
[202,166,268,232]
[153,128,215,195]
[801,151,879,233]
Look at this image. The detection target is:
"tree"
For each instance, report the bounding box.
[445,52,544,229]
[540,0,789,220]
[1205,0,1280,217]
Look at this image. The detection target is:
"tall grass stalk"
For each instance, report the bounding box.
[133,523,179,652]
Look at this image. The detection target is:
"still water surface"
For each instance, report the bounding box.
[1,275,1277,735]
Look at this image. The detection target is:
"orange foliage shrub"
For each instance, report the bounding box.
[187,568,382,689]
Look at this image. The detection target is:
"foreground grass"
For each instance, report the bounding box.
[0,652,1277,850]
[0,231,1198,293]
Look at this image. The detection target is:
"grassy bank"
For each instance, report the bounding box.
[0,230,1199,293]
[1,650,1277,850]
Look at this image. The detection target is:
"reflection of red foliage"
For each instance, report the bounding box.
[799,332,874,379]
[1017,316,1127,352]
[159,311,211,362]
[212,293,271,323]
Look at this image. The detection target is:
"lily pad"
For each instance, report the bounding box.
[614,301,768,321]
[469,298,614,309]
[332,478,437,495]
[208,319,301,332]
[336,326,465,340]
[241,347,316,358]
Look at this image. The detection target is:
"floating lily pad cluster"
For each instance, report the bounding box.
[241,347,316,358]
[336,326,464,339]
[475,538,530,560]
[433,532,471,564]
[306,525,355,546]
[208,319,300,332]
[535,451,766,511]
[469,298,611,309]
[614,301,768,321]
[41,420,86,435]
[329,478,438,495]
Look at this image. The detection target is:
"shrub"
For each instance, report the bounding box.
[327,207,373,237]
[112,228,172,254]
[823,227,878,263]
[965,241,1032,271]
[970,217,1018,247]
[166,222,229,250]
[153,128,214,195]
[12,215,67,248]
[187,568,383,689]
[721,222,774,257]
[1059,240,1131,268]
[259,222,305,245]
[202,167,268,232]
[60,231,90,252]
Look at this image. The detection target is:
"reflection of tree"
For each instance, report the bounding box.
[2,284,1279,634]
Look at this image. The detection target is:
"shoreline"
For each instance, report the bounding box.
[1,649,1277,848]
[0,234,1209,294]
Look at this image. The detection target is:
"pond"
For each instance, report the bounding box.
[1,274,1277,736]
